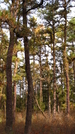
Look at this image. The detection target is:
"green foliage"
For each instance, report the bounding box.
[0,9,16,28]
[43,89,49,110]
[29,17,37,28]
[0,29,8,110]
[12,56,19,63]
[12,74,22,82]
[0,94,6,109]
[34,95,45,112]
[16,95,26,112]
[67,18,75,42]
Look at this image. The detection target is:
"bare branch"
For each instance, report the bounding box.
[34,96,47,119]
[26,0,43,13]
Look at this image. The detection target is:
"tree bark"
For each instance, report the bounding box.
[5,0,15,132]
[53,24,56,115]
[39,46,43,105]
[13,81,16,122]
[73,61,75,88]
[73,43,75,87]
[23,1,33,134]
[13,57,18,122]
[48,91,51,117]
[63,0,70,115]
[22,1,43,133]
[6,29,14,133]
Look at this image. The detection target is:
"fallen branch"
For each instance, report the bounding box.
[34,96,47,119]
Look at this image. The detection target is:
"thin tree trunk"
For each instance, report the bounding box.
[24,36,33,134]
[53,25,56,115]
[39,47,43,105]
[48,90,51,117]
[40,67,43,104]
[63,0,70,115]
[6,29,14,133]
[24,34,33,134]
[6,0,15,132]
[57,89,60,113]
[73,43,75,87]
[23,1,33,134]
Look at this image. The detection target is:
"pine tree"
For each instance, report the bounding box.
[40,0,60,115]
[61,0,70,115]
[0,29,8,113]
[22,1,44,134]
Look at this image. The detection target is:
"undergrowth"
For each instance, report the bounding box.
[0,111,75,134]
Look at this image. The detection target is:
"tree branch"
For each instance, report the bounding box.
[34,96,47,119]
[26,0,43,14]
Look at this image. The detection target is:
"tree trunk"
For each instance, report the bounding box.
[48,90,51,117]
[23,1,33,134]
[73,42,75,87]
[13,59,18,122]
[63,0,70,115]
[53,25,56,115]
[6,0,15,132]
[39,46,43,105]
[6,29,14,133]
[73,61,75,87]
[57,89,60,113]
[13,82,16,122]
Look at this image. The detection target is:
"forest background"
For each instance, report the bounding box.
[0,0,75,134]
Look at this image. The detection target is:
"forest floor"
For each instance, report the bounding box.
[0,110,75,134]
